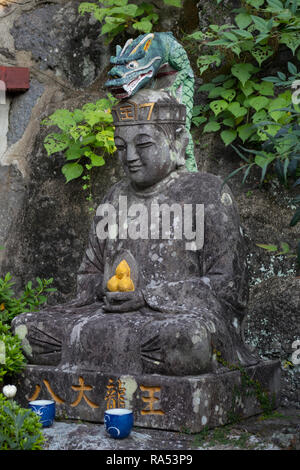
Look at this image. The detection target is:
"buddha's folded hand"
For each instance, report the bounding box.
[103,290,146,313]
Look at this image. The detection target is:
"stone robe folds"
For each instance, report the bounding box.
[12,170,258,376]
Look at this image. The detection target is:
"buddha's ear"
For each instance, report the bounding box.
[175,126,189,150]
[174,126,188,167]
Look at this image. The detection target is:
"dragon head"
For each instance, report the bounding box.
[105,33,163,100]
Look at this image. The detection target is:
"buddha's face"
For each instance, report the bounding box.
[114,124,177,189]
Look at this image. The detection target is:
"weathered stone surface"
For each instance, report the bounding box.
[13,360,280,433]
[7,79,44,145]
[39,406,299,450]
[244,277,300,409]
[11,1,110,88]
[0,165,26,260]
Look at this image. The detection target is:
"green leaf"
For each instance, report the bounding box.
[277,71,286,81]
[277,242,290,255]
[197,53,222,75]
[287,62,298,75]
[210,100,229,116]
[252,109,268,123]
[267,0,283,9]
[198,83,215,92]
[231,63,258,86]
[268,93,291,121]
[220,89,236,102]
[65,143,86,161]
[163,0,182,6]
[208,87,225,99]
[251,46,274,66]
[248,96,270,112]
[105,15,127,24]
[192,116,207,127]
[251,15,271,32]
[256,243,278,251]
[240,80,256,97]
[237,124,255,142]
[185,31,207,41]
[221,129,237,146]
[255,33,271,44]
[279,32,300,55]
[73,109,85,123]
[85,151,106,167]
[108,4,139,17]
[227,101,248,117]
[44,133,70,156]
[223,31,238,42]
[246,0,264,8]
[42,109,76,132]
[132,20,153,33]
[192,105,206,116]
[223,78,237,89]
[203,121,221,133]
[235,13,253,29]
[257,123,281,141]
[254,153,276,168]
[222,117,235,127]
[253,81,274,96]
[61,163,84,183]
[101,21,122,34]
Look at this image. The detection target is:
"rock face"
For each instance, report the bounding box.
[244,277,300,409]
[0,0,299,407]
[11,1,110,88]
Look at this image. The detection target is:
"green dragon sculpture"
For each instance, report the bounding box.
[105,32,197,172]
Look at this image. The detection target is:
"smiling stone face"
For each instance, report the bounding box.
[115,124,178,189]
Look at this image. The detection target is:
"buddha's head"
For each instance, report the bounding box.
[112,89,189,189]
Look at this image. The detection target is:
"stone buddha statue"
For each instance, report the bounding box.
[12,89,258,377]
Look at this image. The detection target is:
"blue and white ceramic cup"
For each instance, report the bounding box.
[28,399,56,427]
[104,408,133,439]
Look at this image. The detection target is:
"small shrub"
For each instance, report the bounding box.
[0,273,56,326]
[0,322,26,382]
[42,95,117,207]
[0,393,44,450]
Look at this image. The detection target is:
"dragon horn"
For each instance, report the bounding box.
[116,45,122,56]
[129,33,154,56]
[120,38,133,56]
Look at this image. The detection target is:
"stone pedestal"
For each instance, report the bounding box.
[13,360,280,432]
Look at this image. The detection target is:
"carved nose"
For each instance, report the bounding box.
[127,144,140,164]
[109,67,123,78]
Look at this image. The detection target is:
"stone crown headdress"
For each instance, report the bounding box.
[112,98,186,126]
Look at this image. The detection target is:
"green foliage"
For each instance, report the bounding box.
[189,2,300,265]
[0,322,26,381]
[79,0,182,42]
[0,393,44,450]
[257,239,300,266]
[43,95,117,206]
[0,272,56,326]
[187,0,300,158]
[0,270,56,381]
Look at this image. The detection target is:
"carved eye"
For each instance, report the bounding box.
[127,61,138,69]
